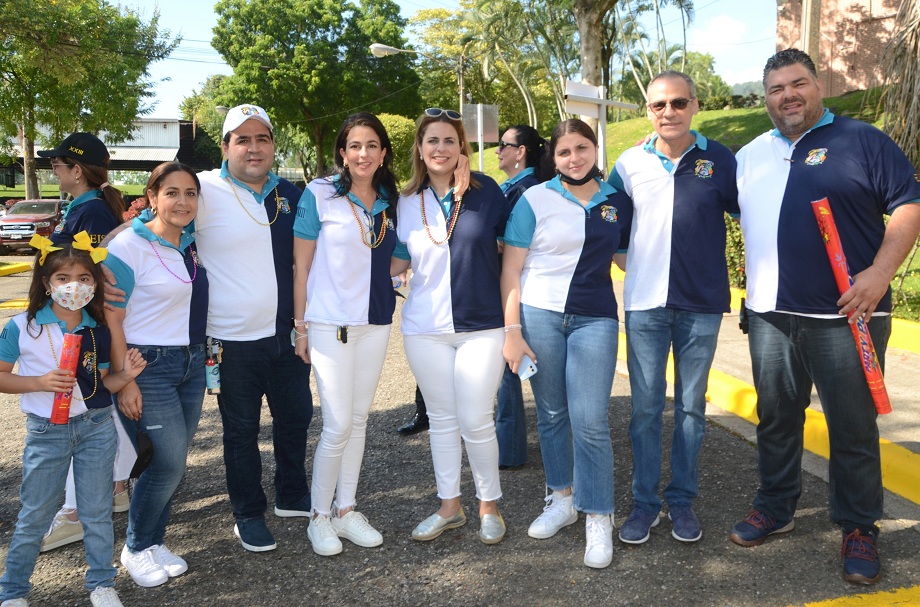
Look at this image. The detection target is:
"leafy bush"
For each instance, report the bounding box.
[378,113,416,185]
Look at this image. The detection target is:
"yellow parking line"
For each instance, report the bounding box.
[797,585,920,606]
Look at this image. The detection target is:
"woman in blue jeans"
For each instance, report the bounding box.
[104,162,209,588]
[501,119,632,569]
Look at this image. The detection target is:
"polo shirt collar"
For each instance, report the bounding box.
[131,217,195,251]
[771,108,834,144]
[219,160,281,203]
[500,167,535,192]
[330,175,390,214]
[63,189,103,219]
[35,300,98,331]
[547,175,616,210]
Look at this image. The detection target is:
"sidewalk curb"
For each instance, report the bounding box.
[0,262,32,277]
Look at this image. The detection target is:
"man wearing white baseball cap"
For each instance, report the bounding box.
[195,103,314,552]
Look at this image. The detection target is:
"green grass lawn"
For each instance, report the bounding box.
[471,89,919,321]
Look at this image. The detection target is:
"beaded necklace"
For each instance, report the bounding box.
[225,177,281,226]
[47,327,97,401]
[349,201,387,248]
[420,190,462,246]
[149,240,197,283]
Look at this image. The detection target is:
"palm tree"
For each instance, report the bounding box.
[881,0,920,316]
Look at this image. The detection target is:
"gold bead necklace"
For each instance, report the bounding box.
[420,190,462,246]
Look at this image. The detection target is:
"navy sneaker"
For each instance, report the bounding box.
[842,529,881,585]
[668,505,702,542]
[234,517,277,552]
[729,510,794,547]
[274,494,311,518]
[618,507,660,544]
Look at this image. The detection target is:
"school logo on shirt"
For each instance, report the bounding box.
[190,248,201,268]
[54,219,66,234]
[82,350,96,375]
[277,197,291,214]
[600,205,618,223]
[694,159,714,179]
[805,148,828,166]
[386,218,395,231]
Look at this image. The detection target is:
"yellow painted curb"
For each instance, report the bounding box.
[797,585,920,606]
[890,318,920,353]
[0,262,32,277]
[616,332,920,506]
[0,298,27,309]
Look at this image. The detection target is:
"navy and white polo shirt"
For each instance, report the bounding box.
[103,218,208,346]
[396,173,509,335]
[196,162,302,340]
[294,176,397,326]
[51,189,118,246]
[501,167,541,209]
[610,132,739,314]
[505,176,633,319]
[0,303,113,417]
[737,110,920,316]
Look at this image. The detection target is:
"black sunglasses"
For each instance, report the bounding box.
[497,140,522,150]
[646,97,695,113]
[424,108,462,121]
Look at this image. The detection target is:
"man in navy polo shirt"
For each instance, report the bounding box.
[195,104,313,552]
[608,71,739,546]
[730,49,920,585]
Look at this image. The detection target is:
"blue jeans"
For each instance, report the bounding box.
[748,311,889,533]
[216,333,313,521]
[625,308,722,513]
[521,305,617,514]
[1,407,117,600]
[496,365,527,467]
[119,344,206,552]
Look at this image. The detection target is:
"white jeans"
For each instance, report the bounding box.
[404,329,505,502]
[309,323,390,515]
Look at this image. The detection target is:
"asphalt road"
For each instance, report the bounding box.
[0,259,918,607]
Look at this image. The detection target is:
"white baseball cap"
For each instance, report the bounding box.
[222,104,274,138]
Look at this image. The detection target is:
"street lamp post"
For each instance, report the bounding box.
[369,43,464,114]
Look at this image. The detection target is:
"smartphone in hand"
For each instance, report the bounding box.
[518,354,538,380]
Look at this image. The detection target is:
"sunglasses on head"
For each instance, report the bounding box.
[424,108,462,121]
[646,97,694,113]
[497,140,522,150]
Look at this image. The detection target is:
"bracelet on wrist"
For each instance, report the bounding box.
[294,319,308,328]
[504,324,522,333]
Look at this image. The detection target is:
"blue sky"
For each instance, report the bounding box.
[137,0,776,119]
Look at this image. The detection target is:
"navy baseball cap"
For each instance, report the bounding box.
[38,132,110,167]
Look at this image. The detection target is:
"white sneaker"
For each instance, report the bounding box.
[40,509,83,552]
[120,544,168,587]
[307,514,343,556]
[1,598,29,607]
[528,491,578,539]
[89,587,123,607]
[332,511,383,548]
[151,544,188,577]
[584,514,614,569]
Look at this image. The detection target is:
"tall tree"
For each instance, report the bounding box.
[212,0,419,175]
[0,0,176,198]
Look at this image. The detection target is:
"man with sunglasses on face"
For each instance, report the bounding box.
[731,49,920,585]
[608,71,739,546]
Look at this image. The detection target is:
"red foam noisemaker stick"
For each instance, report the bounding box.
[50,333,83,424]
[811,197,891,414]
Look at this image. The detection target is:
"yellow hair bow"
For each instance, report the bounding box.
[72,231,108,263]
[29,234,62,266]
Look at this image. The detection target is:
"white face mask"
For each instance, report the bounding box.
[50,281,95,311]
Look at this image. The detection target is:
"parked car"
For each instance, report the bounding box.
[0,199,64,253]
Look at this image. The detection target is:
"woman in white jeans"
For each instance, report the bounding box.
[293,113,402,556]
[392,108,510,545]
